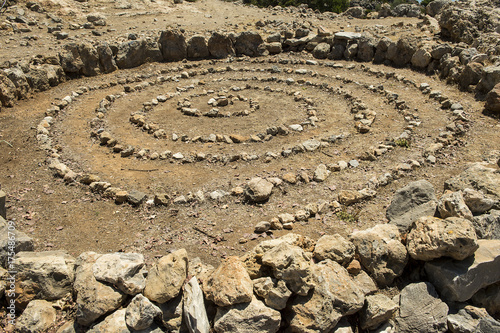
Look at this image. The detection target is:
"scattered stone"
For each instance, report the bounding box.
[350,224,408,287]
[245,177,273,202]
[395,282,449,333]
[255,221,271,233]
[127,189,147,206]
[313,164,331,182]
[407,216,479,261]
[144,249,188,303]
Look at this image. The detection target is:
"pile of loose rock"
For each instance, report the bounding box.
[1,157,499,332]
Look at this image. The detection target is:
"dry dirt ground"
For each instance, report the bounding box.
[0,0,499,269]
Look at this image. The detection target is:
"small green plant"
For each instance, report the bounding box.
[336,209,359,223]
[395,138,410,148]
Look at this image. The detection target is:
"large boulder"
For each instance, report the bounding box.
[343,6,365,18]
[15,251,75,301]
[425,239,500,302]
[203,256,253,307]
[0,72,16,107]
[473,210,500,240]
[360,294,399,331]
[350,224,408,287]
[74,252,126,326]
[125,294,162,330]
[485,82,500,116]
[78,42,100,76]
[183,277,210,333]
[406,216,479,261]
[386,180,438,233]
[253,277,291,310]
[287,260,365,332]
[97,42,118,73]
[444,163,500,199]
[92,252,146,295]
[357,36,375,62]
[459,62,484,89]
[411,48,432,69]
[312,43,330,59]
[187,35,209,59]
[477,66,500,94]
[59,43,84,74]
[261,242,314,296]
[4,67,30,100]
[115,39,161,69]
[472,283,500,317]
[143,249,187,303]
[214,297,281,333]
[159,29,187,62]
[15,300,57,333]
[313,234,355,266]
[394,282,449,332]
[208,32,235,59]
[392,4,422,17]
[244,177,273,203]
[426,0,452,17]
[234,31,266,57]
[386,37,418,67]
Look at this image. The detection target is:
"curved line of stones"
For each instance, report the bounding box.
[36,58,470,224]
[88,63,408,165]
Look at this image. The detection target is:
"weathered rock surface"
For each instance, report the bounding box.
[463,188,496,214]
[425,239,500,302]
[473,210,500,240]
[74,252,126,326]
[92,252,146,295]
[313,234,355,266]
[159,29,187,62]
[208,32,235,59]
[445,163,500,200]
[438,190,474,221]
[0,217,34,267]
[235,31,266,57]
[360,294,398,330]
[485,82,500,115]
[386,180,438,232]
[395,282,449,333]
[187,35,209,59]
[406,216,479,261]
[143,249,187,303]
[287,260,365,332]
[350,224,408,287]
[203,256,253,307]
[214,297,281,333]
[125,294,162,330]
[15,251,75,301]
[15,299,56,333]
[447,304,496,333]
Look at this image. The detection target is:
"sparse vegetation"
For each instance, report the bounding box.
[336,209,360,223]
[395,138,410,148]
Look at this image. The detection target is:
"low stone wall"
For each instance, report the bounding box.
[1,159,500,332]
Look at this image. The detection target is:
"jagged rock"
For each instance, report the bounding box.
[312,43,330,59]
[378,3,392,18]
[360,294,399,330]
[343,6,365,18]
[350,224,408,287]
[0,217,34,267]
[472,282,500,317]
[485,82,500,116]
[426,0,452,17]
[159,294,183,332]
[261,242,314,296]
[407,216,478,261]
[386,180,438,232]
[78,42,100,76]
[187,35,209,59]
[244,177,273,202]
[395,282,449,332]
[159,29,187,62]
[253,277,291,310]
[425,239,500,302]
[143,249,188,303]
[448,304,496,333]
[4,67,30,100]
[203,256,253,307]
[208,32,235,59]
[86,308,126,333]
[127,189,147,206]
[214,296,281,333]
[386,37,417,67]
[125,294,162,330]
[357,36,375,62]
[97,42,118,73]
[353,270,378,296]
[0,72,16,107]
[115,39,160,69]
[444,163,500,199]
[15,251,75,302]
[473,210,500,240]
[184,277,210,333]
[234,31,266,57]
[287,260,365,332]
[374,37,392,63]
[477,66,500,94]
[74,252,126,326]
[411,48,432,69]
[313,234,355,266]
[92,252,146,295]
[463,188,496,214]
[459,62,483,89]
[438,190,474,220]
[392,4,421,17]
[15,300,56,333]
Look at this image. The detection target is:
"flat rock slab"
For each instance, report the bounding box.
[425,239,500,302]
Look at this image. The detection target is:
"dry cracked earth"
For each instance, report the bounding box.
[0,0,499,278]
